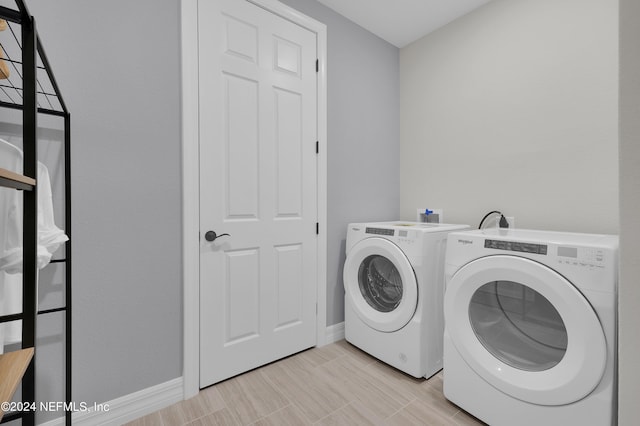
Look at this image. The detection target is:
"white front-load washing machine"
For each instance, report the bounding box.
[343,221,469,378]
[443,228,618,426]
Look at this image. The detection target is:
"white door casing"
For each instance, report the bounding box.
[181,0,327,399]
[444,255,607,406]
[198,0,318,387]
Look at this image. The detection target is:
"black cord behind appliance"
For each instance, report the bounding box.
[478,210,510,229]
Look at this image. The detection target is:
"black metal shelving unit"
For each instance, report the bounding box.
[0,1,71,425]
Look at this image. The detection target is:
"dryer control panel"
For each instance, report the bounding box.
[556,246,606,269]
[484,238,606,269]
[484,239,548,255]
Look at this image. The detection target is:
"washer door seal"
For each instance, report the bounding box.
[344,237,418,332]
[445,255,607,406]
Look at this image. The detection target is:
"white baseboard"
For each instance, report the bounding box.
[39,377,183,426]
[324,321,345,344]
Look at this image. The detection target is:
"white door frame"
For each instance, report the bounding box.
[180,0,328,399]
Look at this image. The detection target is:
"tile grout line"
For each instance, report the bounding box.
[281,362,354,426]
[179,388,242,426]
[363,360,427,405]
[310,400,353,425]
[247,402,297,425]
[449,408,462,420]
[256,350,345,424]
[258,364,316,424]
[381,395,418,422]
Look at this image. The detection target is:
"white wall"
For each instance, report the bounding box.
[400,0,618,234]
[618,0,640,423]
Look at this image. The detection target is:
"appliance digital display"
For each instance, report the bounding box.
[365,227,394,236]
[484,239,547,255]
[558,246,578,258]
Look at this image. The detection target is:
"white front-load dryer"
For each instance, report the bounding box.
[343,221,469,378]
[443,228,618,426]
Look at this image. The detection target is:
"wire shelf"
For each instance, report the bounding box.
[0,2,72,425]
[0,1,67,116]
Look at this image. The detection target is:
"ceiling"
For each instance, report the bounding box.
[314,0,493,48]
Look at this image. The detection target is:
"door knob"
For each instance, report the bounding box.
[205,231,230,242]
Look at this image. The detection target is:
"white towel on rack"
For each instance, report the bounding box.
[0,139,22,354]
[0,138,69,351]
[0,139,23,273]
[36,162,68,257]
[0,139,68,271]
[1,162,68,272]
[0,273,21,349]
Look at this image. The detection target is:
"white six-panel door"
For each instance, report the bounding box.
[198,0,318,387]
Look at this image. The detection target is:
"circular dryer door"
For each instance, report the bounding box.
[343,237,418,332]
[445,255,607,406]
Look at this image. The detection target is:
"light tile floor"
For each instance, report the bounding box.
[125,340,485,425]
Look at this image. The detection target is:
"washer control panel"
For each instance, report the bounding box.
[365,227,394,236]
[484,239,548,255]
[365,227,415,245]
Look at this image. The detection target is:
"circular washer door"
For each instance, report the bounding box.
[344,237,418,332]
[444,255,607,406]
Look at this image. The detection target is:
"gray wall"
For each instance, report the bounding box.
[400,0,619,235]
[277,0,400,326]
[619,0,640,422]
[27,0,183,406]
